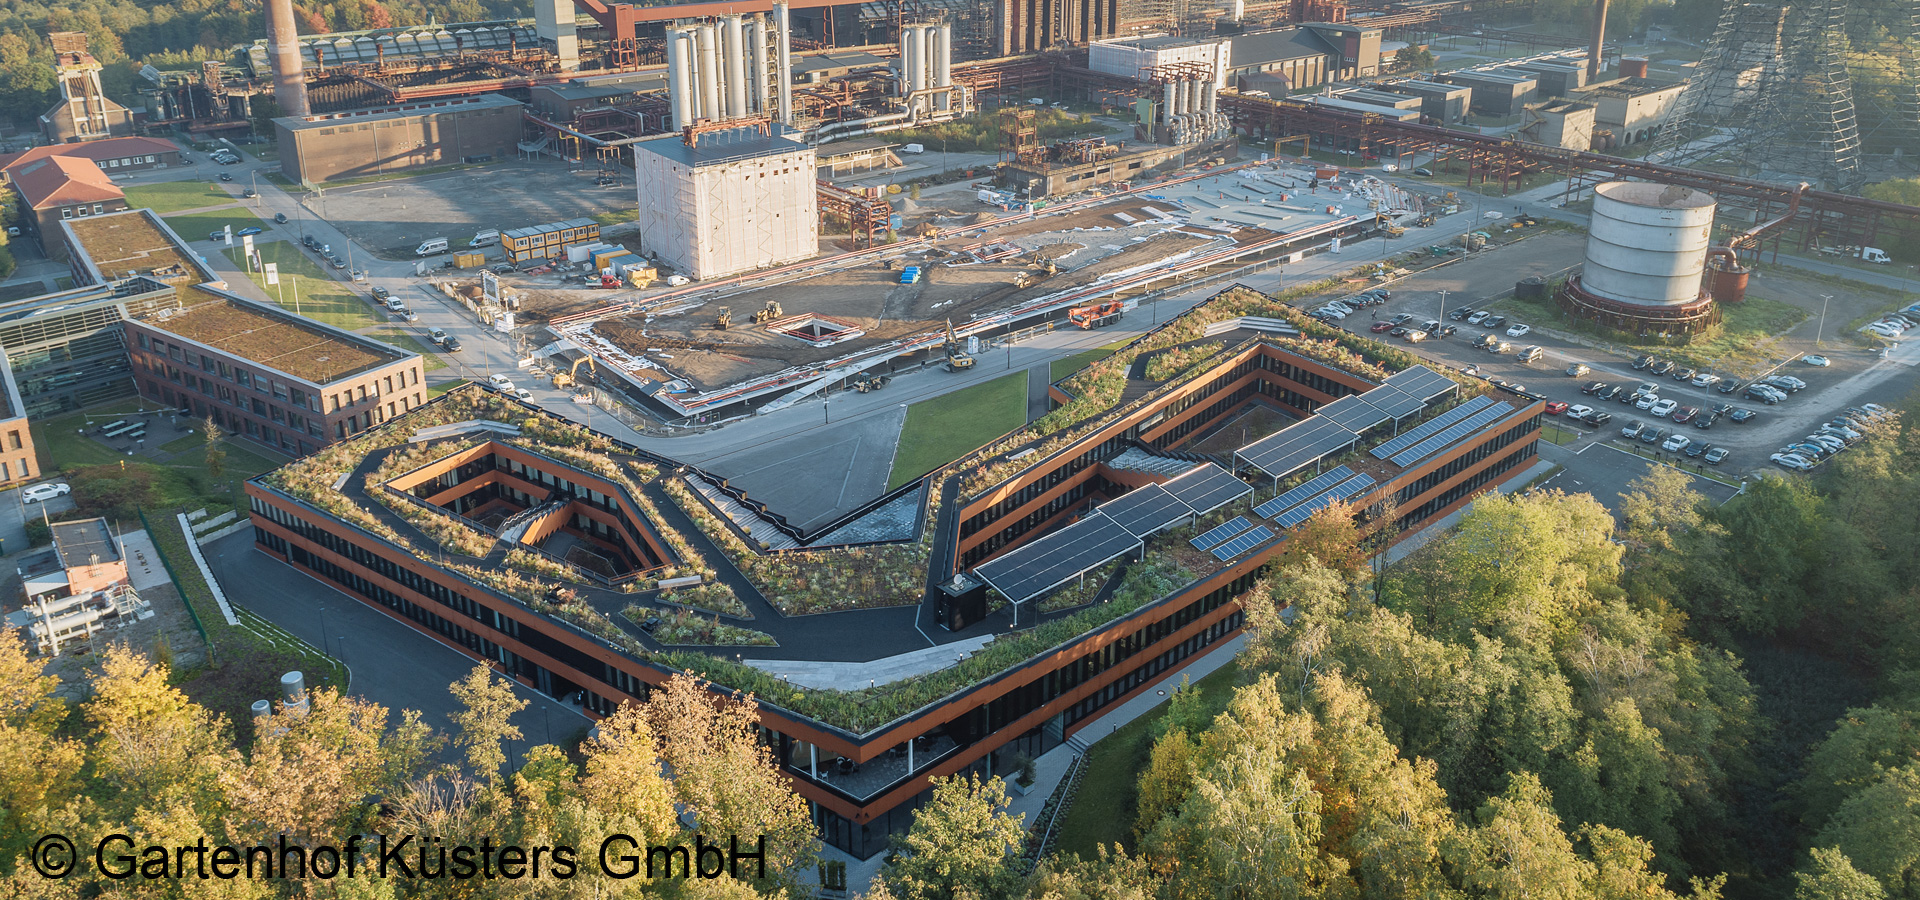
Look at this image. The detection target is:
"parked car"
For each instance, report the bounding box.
[1704,446,1730,465]
[1582,410,1613,427]
[1621,420,1646,440]
[1567,363,1591,378]
[217,173,234,182]
[1691,372,1721,388]
[1632,355,1655,370]
[1404,330,1429,343]
[1745,385,1783,404]
[1597,385,1623,402]
[1506,323,1531,338]
[329,256,347,269]
[1641,426,1668,444]
[1803,355,1831,367]
[274,213,289,224]
[236,226,262,237]
[443,337,463,352]
[1490,341,1512,354]
[1685,440,1711,458]
[486,374,515,391]
[1670,366,1696,381]
[1649,360,1675,376]
[1389,313,1414,325]
[511,388,535,401]
[371,286,391,302]
[1772,453,1815,471]
[429,328,447,345]
[1716,379,1740,394]
[1767,375,1807,392]
[1672,405,1698,423]
[1516,346,1543,363]
[1467,311,1491,325]
[1635,394,1661,410]
[1545,401,1568,415]
[1370,321,1393,333]
[1449,307,1475,321]
[1435,324,1459,337]
[1482,315,1508,329]
[21,482,70,503]
[1649,398,1679,417]
[1730,408,1758,423]
[1581,380,1606,394]
[1566,404,1594,419]
[1661,433,1691,452]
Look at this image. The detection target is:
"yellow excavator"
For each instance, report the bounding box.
[552,350,596,389]
[714,306,733,330]
[943,320,974,371]
[750,300,784,324]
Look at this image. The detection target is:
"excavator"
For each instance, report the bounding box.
[750,300,783,324]
[1067,300,1124,329]
[943,320,974,371]
[850,371,892,392]
[714,306,733,330]
[552,351,597,390]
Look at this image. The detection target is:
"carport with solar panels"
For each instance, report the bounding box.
[972,463,1253,625]
[1232,365,1457,489]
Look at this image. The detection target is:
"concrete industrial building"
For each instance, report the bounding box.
[127,290,426,455]
[40,33,135,144]
[1089,34,1233,89]
[245,286,1540,858]
[632,125,818,280]
[1378,80,1472,123]
[7,518,146,655]
[1440,68,1539,117]
[1519,99,1598,151]
[1558,181,1722,336]
[273,94,526,185]
[1228,24,1383,90]
[1570,76,1687,146]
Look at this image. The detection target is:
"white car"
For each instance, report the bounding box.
[1821,423,1862,441]
[1506,323,1531,338]
[1467,311,1491,324]
[486,374,515,391]
[1661,433,1691,452]
[1805,434,1845,453]
[1566,404,1595,420]
[429,328,448,345]
[512,388,535,401]
[1635,394,1661,410]
[1802,355,1831,367]
[1691,373,1722,387]
[1867,323,1903,338]
[21,482,70,503]
[1649,398,1679,417]
[1772,453,1815,471]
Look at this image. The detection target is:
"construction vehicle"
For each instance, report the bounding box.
[552,351,597,389]
[1384,224,1406,238]
[943,320,975,371]
[850,372,892,392]
[1068,300,1125,329]
[714,307,733,330]
[751,300,784,324]
[600,274,624,288]
[1417,214,1436,228]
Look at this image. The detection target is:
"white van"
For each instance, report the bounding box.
[468,230,500,248]
[415,238,449,256]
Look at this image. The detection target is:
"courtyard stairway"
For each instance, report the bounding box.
[686,478,803,551]
[1104,447,1198,477]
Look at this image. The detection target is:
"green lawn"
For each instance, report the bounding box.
[1052,662,1242,858]
[592,208,639,227]
[1050,339,1132,382]
[887,371,1028,489]
[367,329,448,371]
[124,181,239,214]
[428,380,466,398]
[1489,290,1807,374]
[221,243,382,330]
[163,208,272,245]
[32,403,289,517]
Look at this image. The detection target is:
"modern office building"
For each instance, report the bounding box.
[244,285,1540,858]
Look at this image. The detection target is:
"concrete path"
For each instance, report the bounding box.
[1027,362,1054,422]
[745,634,997,690]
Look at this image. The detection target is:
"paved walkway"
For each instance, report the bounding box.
[745,633,997,690]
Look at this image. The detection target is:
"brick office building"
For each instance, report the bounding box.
[244,286,1540,857]
[126,289,425,456]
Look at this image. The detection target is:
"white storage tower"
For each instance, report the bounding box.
[634,125,818,280]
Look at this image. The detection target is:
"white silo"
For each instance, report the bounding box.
[1582,181,1716,306]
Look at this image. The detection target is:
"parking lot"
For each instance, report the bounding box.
[304,158,635,260]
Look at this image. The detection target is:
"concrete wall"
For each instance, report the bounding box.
[634,141,819,280]
[277,100,524,184]
[1089,38,1232,89]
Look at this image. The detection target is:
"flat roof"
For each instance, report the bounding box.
[63,209,212,285]
[973,513,1141,605]
[137,290,411,385]
[1097,33,1226,51]
[275,94,522,133]
[1576,77,1685,98]
[540,72,666,100]
[52,518,118,567]
[633,124,813,168]
[794,50,891,75]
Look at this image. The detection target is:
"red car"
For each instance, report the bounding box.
[1544,401,1569,415]
[1370,321,1393,333]
[1672,405,1699,423]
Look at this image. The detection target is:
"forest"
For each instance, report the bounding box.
[5,398,1919,899]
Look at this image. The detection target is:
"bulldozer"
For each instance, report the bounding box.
[1067,299,1124,329]
[850,371,893,392]
[551,351,597,390]
[943,320,975,371]
[750,300,784,324]
[714,306,733,330]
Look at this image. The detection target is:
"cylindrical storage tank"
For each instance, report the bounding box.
[667,30,693,130]
[1164,81,1178,120]
[746,17,767,115]
[722,15,748,119]
[1707,254,1750,303]
[1190,80,1205,118]
[1515,276,1548,299]
[1582,181,1716,306]
[1620,57,1649,78]
[695,24,721,124]
[901,25,921,97]
[935,24,953,109]
[773,2,793,124]
[265,0,310,117]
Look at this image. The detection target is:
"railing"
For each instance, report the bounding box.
[1025,750,1090,866]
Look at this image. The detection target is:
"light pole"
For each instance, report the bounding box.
[1818,293,1831,348]
[1437,289,1449,323]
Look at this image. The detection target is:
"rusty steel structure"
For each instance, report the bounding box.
[816,181,894,246]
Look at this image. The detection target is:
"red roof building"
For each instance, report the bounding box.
[9,155,128,259]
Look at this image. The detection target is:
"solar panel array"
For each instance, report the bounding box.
[1238,419,1362,478]
[973,514,1141,604]
[1370,394,1496,460]
[1317,396,1394,434]
[1212,525,1275,561]
[1385,366,1459,403]
[1253,466,1356,518]
[1098,484,1193,538]
[1273,473,1378,529]
[1361,386,1428,420]
[1161,463,1255,515]
[1190,516,1253,551]
[1389,402,1516,467]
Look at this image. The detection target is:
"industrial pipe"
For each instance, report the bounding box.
[667,29,693,130]
[723,15,748,119]
[747,17,767,116]
[774,2,793,125]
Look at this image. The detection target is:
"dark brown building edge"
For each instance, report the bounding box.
[243,340,1542,858]
[274,94,526,185]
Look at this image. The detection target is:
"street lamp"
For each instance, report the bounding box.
[1818,293,1831,348]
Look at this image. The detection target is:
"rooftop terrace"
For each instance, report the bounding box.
[137,291,410,385]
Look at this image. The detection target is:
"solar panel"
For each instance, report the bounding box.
[1161,464,1254,516]
[1239,418,1362,478]
[1318,395,1393,434]
[1098,485,1193,537]
[1211,525,1275,561]
[1253,466,1355,518]
[973,514,1141,604]
[1385,365,1459,403]
[1389,402,1516,467]
[1273,474,1377,529]
[1360,385,1427,420]
[1370,394,1496,459]
[1190,516,1253,551]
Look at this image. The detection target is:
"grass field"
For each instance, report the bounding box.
[124,181,238,214]
[1052,662,1242,858]
[888,371,1028,489]
[32,402,288,516]
[1050,339,1132,382]
[367,329,448,371]
[429,380,465,397]
[222,243,383,330]
[1490,291,1807,374]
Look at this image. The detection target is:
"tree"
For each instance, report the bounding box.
[1619,464,1706,553]
[225,688,429,845]
[1796,847,1889,900]
[881,774,1026,900]
[67,463,161,521]
[84,645,234,817]
[0,627,83,872]
[576,701,678,839]
[448,662,526,784]
[203,415,227,481]
[1273,499,1370,580]
[1811,762,1920,897]
[1449,773,1594,900]
[1794,702,1920,831]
